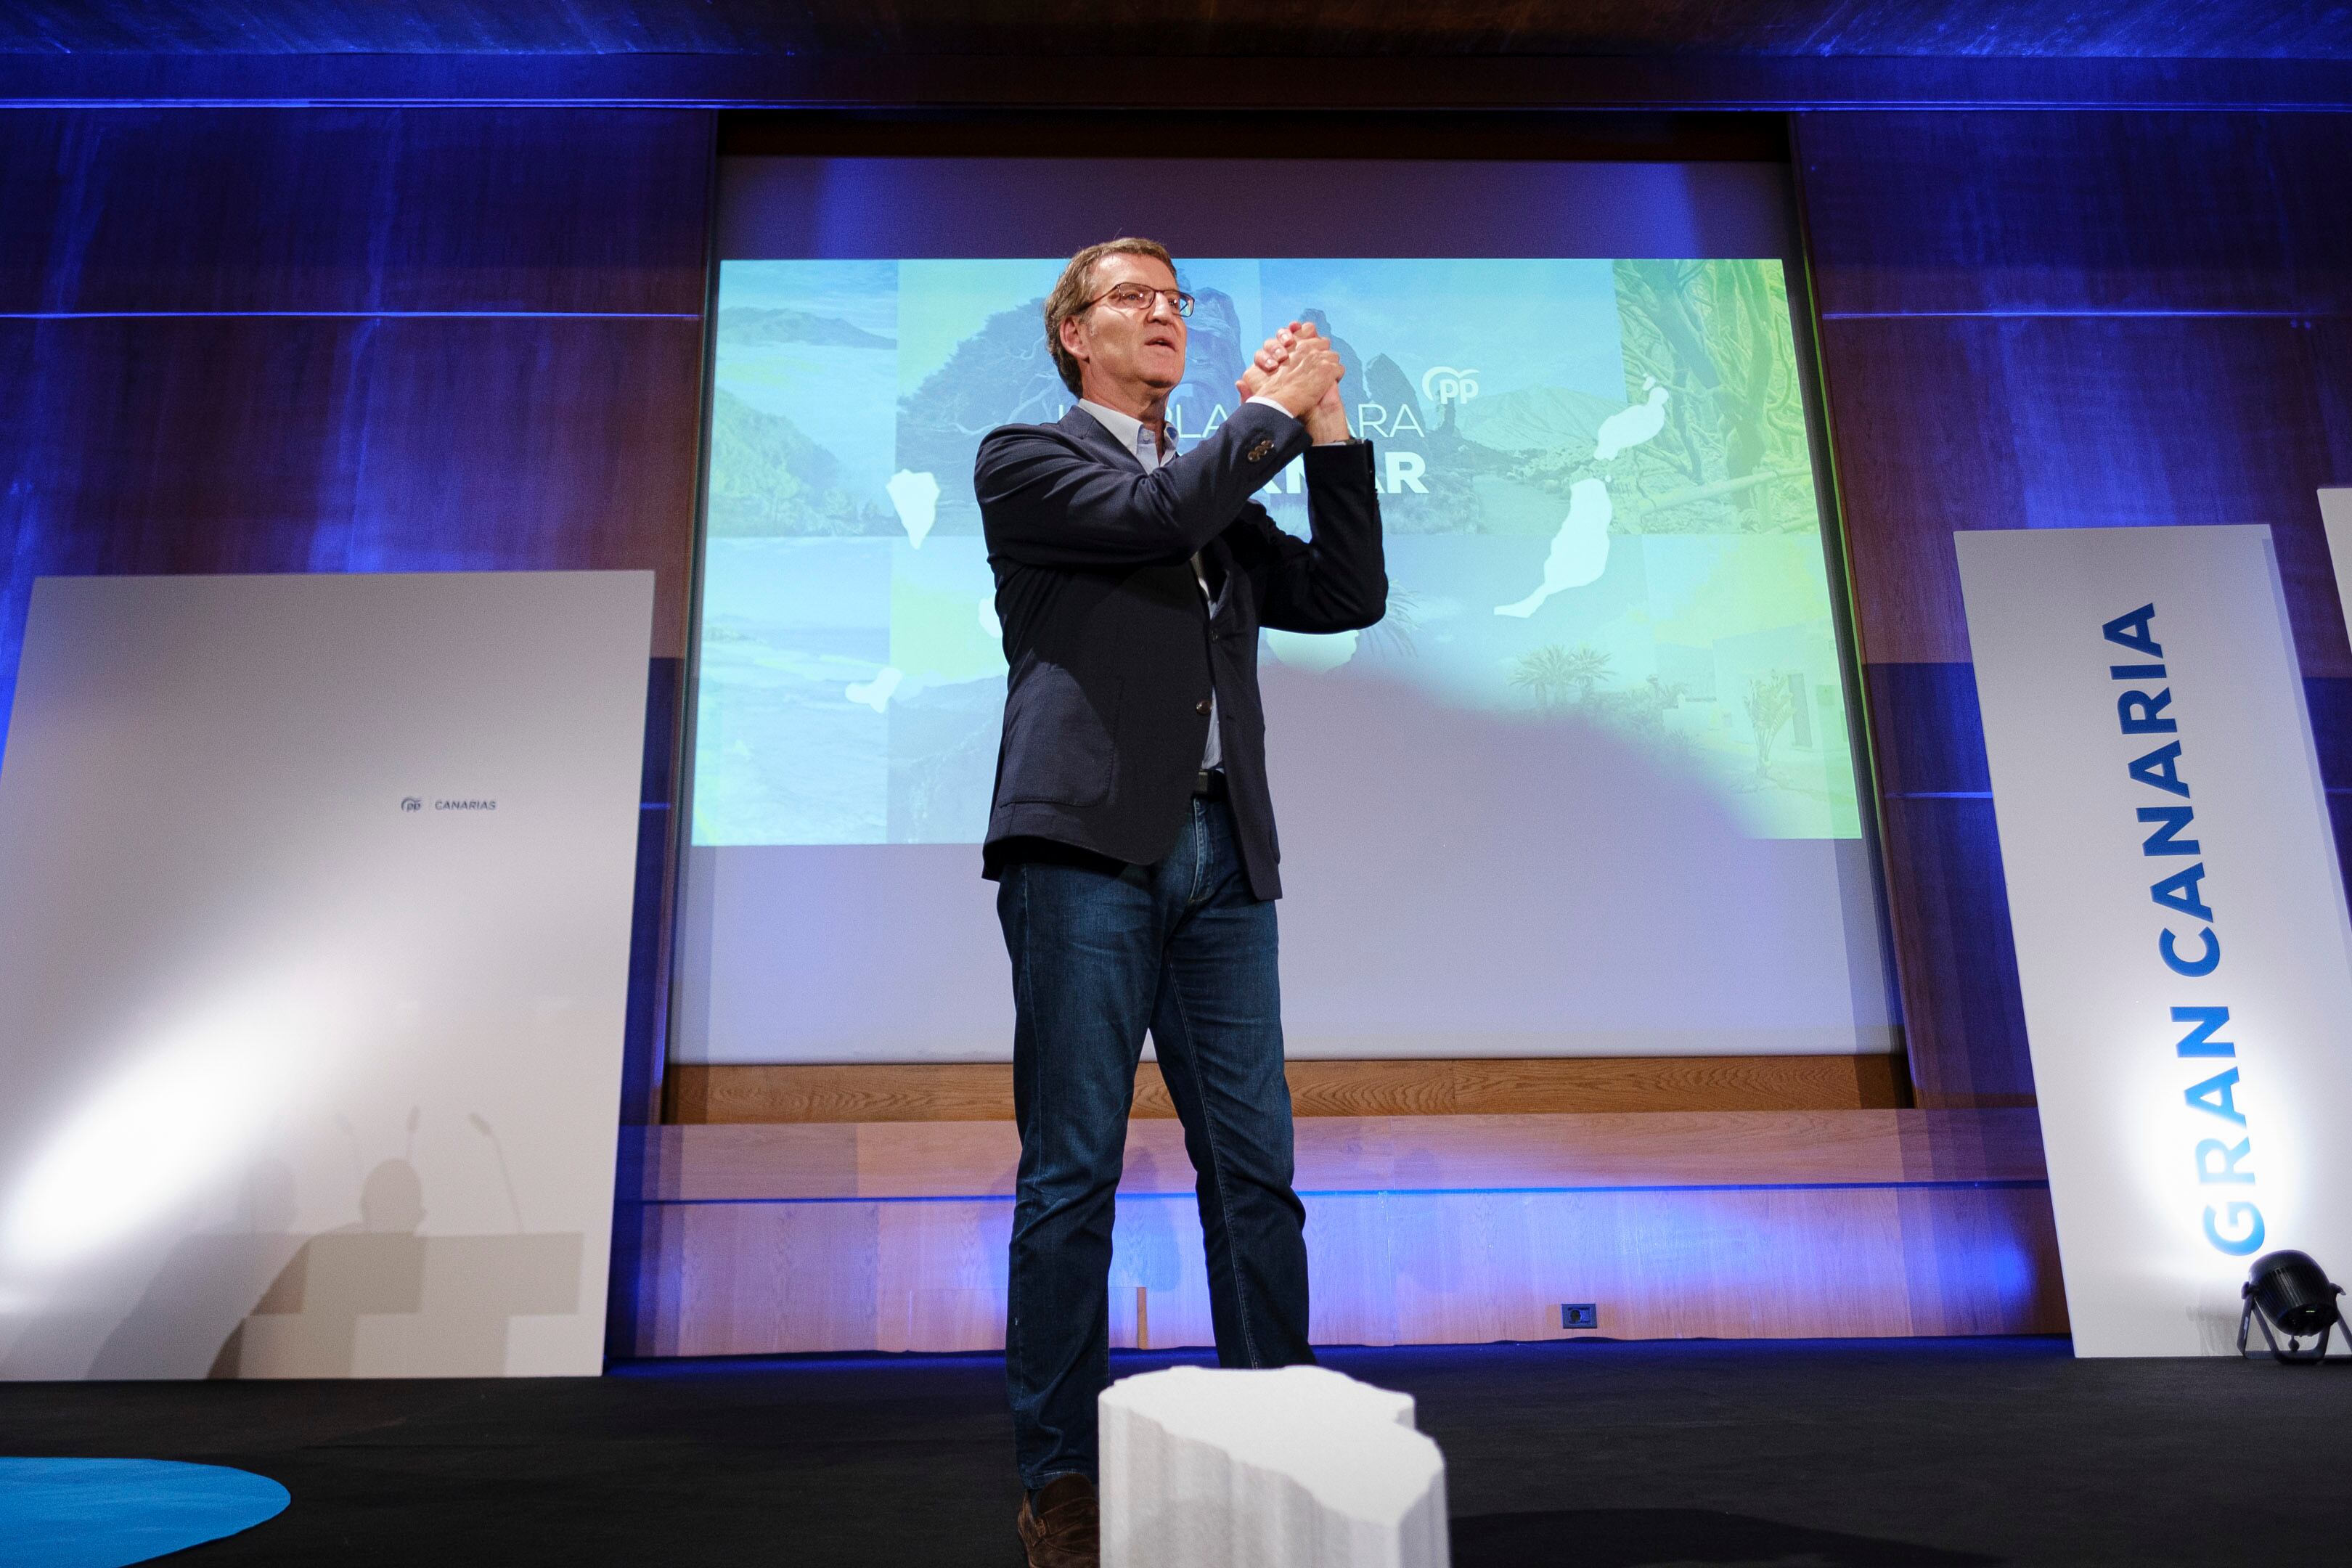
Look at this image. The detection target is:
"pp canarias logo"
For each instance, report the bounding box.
[1421,367,1479,406]
[400,797,422,813]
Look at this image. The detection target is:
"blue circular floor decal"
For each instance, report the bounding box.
[0,1458,289,1567]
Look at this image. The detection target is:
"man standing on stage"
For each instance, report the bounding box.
[976,238,1387,1567]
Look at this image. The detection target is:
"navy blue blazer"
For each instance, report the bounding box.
[974,398,1387,900]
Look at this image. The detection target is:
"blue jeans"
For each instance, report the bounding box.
[997,795,1314,1490]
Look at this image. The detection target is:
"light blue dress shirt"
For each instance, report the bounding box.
[1074,395,1294,773]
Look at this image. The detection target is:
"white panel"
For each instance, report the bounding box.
[0,572,651,1379]
[1956,526,2352,1356]
[2322,489,2352,620]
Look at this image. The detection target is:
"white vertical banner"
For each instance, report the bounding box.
[1957,525,2352,1357]
[2322,489,2352,616]
[0,572,652,1379]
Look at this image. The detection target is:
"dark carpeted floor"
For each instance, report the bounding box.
[4,1337,2348,1566]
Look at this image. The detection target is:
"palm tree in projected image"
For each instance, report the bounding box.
[1742,673,1796,778]
[1510,643,1612,714]
[1609,259,1817,535]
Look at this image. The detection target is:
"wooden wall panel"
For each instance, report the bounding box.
[1861,661,1989,801]
[1871,801,2033,1111]
[2318,319,2352,480]
[1,314,702,552]
[618,653,687,1127]
[0,110,714,726]
[0,109,711,316]
[1818,314,2350,671]
[634,1200,885,1357]
[1816,313,2351,1103]
[0,107,716,1356]
[0,314,705,699]
[617,1111,2064,1355]
[632,1110,2047,1200]
[1813,319,2030,668]
[1798,109,2352,1110]
[1801,112,2352,319]
[666,1053,1906,1123]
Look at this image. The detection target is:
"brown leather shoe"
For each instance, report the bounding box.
[1016,1473,1100,1567]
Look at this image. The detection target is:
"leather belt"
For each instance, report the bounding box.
[1191,769,1228,800]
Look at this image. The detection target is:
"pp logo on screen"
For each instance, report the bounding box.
[400,797,422,813]
[1421,367,1479,406]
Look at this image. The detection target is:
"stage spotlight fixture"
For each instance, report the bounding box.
[2237,1250,2350,1364]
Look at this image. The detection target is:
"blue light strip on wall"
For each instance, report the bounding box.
[636,1179,2050,1207]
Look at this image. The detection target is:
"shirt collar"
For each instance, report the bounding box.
[1075,399,1167,467]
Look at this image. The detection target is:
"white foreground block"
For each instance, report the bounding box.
[1100,1365,1450,1568]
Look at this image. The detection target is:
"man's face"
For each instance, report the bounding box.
[1061,252,1187,398]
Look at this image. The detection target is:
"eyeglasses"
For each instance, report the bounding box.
[1085,282,1195,318]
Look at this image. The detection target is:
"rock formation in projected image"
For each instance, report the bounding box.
[706,389,894,537]
[714,305,896,351]
[1164,288,1246,442]
[896,300,1067,536]
[1360,352,1421,432]
[1270,312,1481,534]
[1252,316,1535,536]
[1293,308,1364,391]
[1363,351,1487,534]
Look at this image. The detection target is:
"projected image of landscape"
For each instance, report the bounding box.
[691,256,1856,849]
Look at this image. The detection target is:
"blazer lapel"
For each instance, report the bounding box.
[1060,405,1147,472]
[1060,407,1232,602]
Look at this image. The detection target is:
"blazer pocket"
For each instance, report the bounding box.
[1003,665,1119,807]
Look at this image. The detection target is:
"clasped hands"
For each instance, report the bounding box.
[1235,322,1351,444]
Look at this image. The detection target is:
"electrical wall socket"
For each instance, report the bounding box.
[1561,1302,1598,1330]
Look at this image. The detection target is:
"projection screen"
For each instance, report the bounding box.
[673,157,1895,1064]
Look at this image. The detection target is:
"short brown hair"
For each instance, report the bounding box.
[1044,237,1175,397]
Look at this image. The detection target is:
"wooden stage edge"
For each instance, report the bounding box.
[664,1053,1909,1124]
[616,1108,2065,1357]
